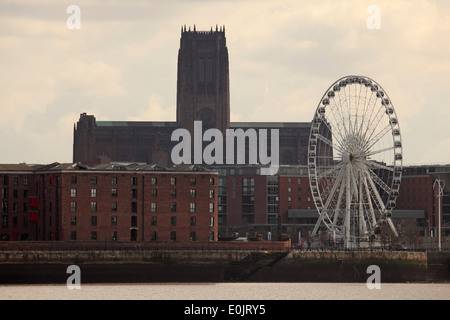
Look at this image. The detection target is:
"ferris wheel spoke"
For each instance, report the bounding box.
[332,177,347,227]
[367,160,394,172]
[321,167,345,213]
[364,170,387,213]
[320,118,346,150]
[361,93,382,141]
[364,124,393,155]
[317,163,343,179]
[362,176,377,229]
[367,167,391,195]
[365,146,395,158]
[329,96,350,138]
[315,133,344,154]
[363,105,389,147]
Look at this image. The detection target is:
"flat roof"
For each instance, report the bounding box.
[288,209,425,219]
[230,122,310,129]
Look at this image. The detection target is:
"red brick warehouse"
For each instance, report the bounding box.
[0,162,218,242]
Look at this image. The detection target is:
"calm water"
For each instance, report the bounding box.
[0,282,449,300]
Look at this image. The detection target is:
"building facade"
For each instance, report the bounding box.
[0,162,218,242]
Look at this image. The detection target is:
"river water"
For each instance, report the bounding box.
[1,282,449,300]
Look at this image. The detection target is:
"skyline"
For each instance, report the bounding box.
[1,0,450,165]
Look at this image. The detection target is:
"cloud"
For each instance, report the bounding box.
[127,94,175,122]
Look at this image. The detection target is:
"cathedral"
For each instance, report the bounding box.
[73,26,311,168]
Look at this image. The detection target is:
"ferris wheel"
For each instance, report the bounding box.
[308,76,403,248]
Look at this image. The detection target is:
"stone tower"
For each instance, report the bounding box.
[176,25,230,135]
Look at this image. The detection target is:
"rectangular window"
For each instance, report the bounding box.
[131,216,137,227]
[190,216,196,227]
[91,231,97,241]
[131,177,138,186]
[151,177,157,185]
[190,203,196,213]
[151,231,157,241]
[190,178,196,186]
[111,177,117,185]
[171,189,176,198]
[170,202,176,212]
[151,216,157,226]
[71,231,77,241]
[131,189,138,199]
[111,231,117,241]
[209,189,214,199]
[171,177,176,185]
[91,176,97,185]
[151,202,157,212]
[91,216,97,226]
[209,203,214,213]
[210,216,215,227]
[131,202,137,213]
[151,189,157,197]
[2,216,7,228]
[90,202,97,212]
[111,216,117,226]
[111,188,117,197]
[210,178,215,185]
[190,189,196,198]
[71,188,77,197]
[91,188,97,197]
[170,231,176,241]
[23,177,28,186]
[71,176,77,184]
[170,216,176,227]
[111,202,117,212]
[190,231,196,241]
[70,201,77,212]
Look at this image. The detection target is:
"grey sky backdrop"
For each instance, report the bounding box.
[1,0,449,165]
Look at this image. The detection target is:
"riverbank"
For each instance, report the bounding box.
[0,249,448,284]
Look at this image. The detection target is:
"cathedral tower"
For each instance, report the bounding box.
[176,25,230,135]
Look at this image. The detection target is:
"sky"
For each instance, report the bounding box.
[0,0,449,165]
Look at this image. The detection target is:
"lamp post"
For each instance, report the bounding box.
[433,179,445,251]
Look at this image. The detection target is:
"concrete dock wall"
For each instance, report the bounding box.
[0,249,448,284]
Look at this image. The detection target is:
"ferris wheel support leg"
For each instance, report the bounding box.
[386,217,398,237]
[345,166,351,249]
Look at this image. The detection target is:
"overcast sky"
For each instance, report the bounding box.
[1,0,449,165]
